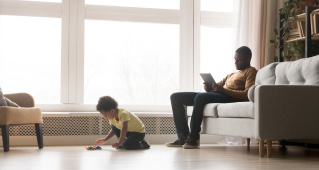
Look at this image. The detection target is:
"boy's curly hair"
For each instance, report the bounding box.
[96,96,118,112]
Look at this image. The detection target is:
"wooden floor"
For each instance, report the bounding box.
[0,144,318,170]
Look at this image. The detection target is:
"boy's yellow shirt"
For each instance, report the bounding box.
[108,108,145,133]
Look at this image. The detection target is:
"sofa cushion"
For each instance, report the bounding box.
[217,102,254,118]
[275,55,319,85]
[187,103,220,117]
[255,62,278,85]
[0,107,43,125]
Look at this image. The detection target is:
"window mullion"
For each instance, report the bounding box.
[61,0,69,103]
[67,0,82,104]
[76,0,85,104]
[193,0,201,92]
[180,0,194,92]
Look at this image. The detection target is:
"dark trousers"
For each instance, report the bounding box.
[170,92,240,140]
[111,125,145,150]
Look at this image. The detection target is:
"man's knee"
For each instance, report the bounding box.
[194,93,214,103]
[170,92,181,102]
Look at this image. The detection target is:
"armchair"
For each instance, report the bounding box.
[0,93,43,152]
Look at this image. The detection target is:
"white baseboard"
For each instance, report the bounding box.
[0,134,225,146]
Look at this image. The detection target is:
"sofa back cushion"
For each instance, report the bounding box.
[249,55,319,102]
[255,62,278,85]
[275,55,319,85]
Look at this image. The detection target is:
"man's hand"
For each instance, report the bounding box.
[95,138,107,145]
[112,142,122,148]
[212,83,224,93]
[203,83,213,92]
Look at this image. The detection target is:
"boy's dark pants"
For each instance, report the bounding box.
[111,125,145,150]
[170,92,239,141]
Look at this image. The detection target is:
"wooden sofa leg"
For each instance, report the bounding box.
[247,138,250,150]
[1,125,10,152]
[35,123,43,149]
[259,140,264,157]
[267,140,272,157]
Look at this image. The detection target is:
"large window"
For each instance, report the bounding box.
[84,20,179,105]
[0,0,235,111]
[0,15,61,104]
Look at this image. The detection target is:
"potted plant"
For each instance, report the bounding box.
[270,0,319,61]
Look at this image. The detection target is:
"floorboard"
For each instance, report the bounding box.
[1,144,318,170]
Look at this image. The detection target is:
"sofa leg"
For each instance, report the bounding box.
[35,123,43,149]
[279,140,286,150]
[247,138,250,150]
[1,125,10,152]
[259,140,264,157]
[267,140,272,157]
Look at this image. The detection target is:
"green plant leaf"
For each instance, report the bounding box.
[270,40,275,43]
[285,27,290,33]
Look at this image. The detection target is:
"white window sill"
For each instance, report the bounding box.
[37,104,172,113]
[42,111,173,117]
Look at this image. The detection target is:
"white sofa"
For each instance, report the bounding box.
[186,55,319,157]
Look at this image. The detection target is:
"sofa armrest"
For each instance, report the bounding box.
[254,85,319,140]
[0,107,43,125]
[4,93,35,107]
[248,85,258,102]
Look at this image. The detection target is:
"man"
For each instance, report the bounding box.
[166,46,257,149]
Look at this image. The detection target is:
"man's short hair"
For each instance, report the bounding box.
[235,46,252,60]
[96,96,118,112]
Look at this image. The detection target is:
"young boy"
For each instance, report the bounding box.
[95,96,150,150]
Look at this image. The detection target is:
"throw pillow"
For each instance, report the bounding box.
[0,87,8,106]
[5,97,20,107]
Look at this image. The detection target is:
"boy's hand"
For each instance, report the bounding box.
[212,83,224,93]
[95,138,107,145]
[112,143,122,148]
[203,83,213,92]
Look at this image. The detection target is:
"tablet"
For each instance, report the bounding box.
[200,73,216,84]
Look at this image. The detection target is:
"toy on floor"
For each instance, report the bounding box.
[86,145,102,150]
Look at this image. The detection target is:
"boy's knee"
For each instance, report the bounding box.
[122,143,128,150]
[122,142,133,150]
